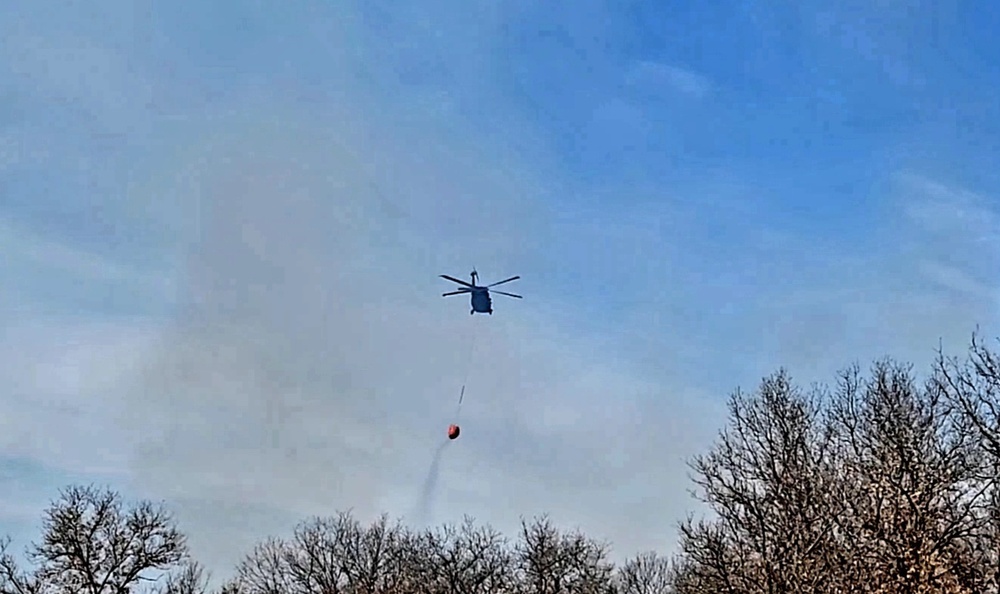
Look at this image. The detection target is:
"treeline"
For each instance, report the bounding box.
[0,486,672,594]
[4,333,1000,593]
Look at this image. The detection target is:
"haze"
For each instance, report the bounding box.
[2,0,999,581]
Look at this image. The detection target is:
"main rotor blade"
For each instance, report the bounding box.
[442,289,471,297]
[440,274,474,288]
[488,276,520,287]
[493,290,522,299]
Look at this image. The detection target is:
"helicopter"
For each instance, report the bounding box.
[440,269,521,315]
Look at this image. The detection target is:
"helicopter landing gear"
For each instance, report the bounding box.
[470,309,474,315]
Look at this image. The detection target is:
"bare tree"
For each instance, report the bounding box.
[282,515,351,594]
[2,485,189,594]
[157,561,210,594]
[235,537,296,594]
[936,332,1000,459]
[513,516,615,594]
[828,360,983,593]
[235,512,415,594]
[675,370,840,594]
[671,519,747,594]
[614,551,673,594]
[214,582,243,594]
[406,516,514,594]
[0,538,43,594]
[331,513,409,594]
[935,332,1000,593]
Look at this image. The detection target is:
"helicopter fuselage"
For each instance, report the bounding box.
[441,270,517,315]
[470,288,492,314]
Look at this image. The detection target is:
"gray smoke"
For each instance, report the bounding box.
[414,439,450,526]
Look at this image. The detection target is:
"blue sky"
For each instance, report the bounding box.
[2,0,999,581]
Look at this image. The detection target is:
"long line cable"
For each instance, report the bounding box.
[413,316,480,525]
[453,319,480,422]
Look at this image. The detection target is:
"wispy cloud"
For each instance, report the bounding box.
[0,316,157,476]
[1,1,157,130]
[0,219,175,294]
[2,0,999,585]
[891,173,999,307]
[106,108,713,572]
[897,172,1000,244]
[625,61,711,98]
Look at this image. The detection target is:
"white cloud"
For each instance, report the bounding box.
[892,173,999,309]
[626,61,711,98]
[918,260,993,300]
[740,172,1000,384]
[897,172,1000,244]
